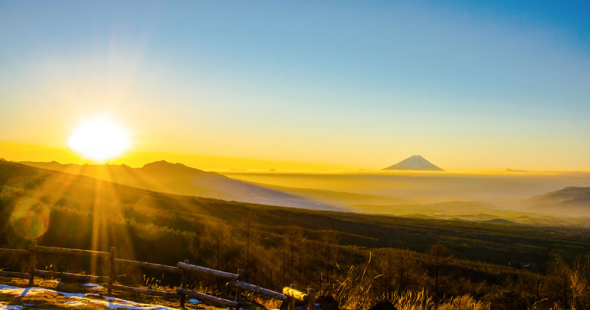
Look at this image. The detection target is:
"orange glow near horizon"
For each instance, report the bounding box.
[2,140,590,173]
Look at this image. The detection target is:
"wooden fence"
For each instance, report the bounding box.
[0,240,317,310]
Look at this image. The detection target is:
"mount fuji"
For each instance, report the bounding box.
[383,155,444,171]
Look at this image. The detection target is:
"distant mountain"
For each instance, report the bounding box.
[505,169,528,173]
[529,186,590,204]
[480,219,517,225]
[527,186,590,215]
[383,155,443,171]
[20,160,338,210]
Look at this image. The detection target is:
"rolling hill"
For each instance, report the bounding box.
[527,186,590,215]
[19,160,342,210]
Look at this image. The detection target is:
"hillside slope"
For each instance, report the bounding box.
[20,160,337,210]
[527,186,590,215]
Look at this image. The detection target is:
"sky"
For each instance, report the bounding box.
[1,0,589,171]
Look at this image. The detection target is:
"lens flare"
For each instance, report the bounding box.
[9,198,50,240]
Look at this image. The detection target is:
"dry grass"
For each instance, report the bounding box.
[331,253,489,310]
[436,295,489,310]
[338,288,490,310]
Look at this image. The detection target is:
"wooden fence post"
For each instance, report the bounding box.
[308,287,317,310]
[108,247,116,295]
[27,240,37,286]
[288,284,296,310]
[179,259,189,309]
[235,269,243,304]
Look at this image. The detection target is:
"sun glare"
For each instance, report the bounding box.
[67,116,132,162]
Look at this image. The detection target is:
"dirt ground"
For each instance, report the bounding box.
[0,277,276,310]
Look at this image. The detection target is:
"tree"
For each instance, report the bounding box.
[391,249,422,293]
[546,255,574,310]
[424,242,452,303]
[571,254,590,310]
[317,232,339,294]
[240,208,255,281]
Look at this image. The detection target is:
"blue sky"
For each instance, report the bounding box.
[1,0,589,170]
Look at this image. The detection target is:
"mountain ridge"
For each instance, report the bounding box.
[19,160,338,210]
[527,186,590,215]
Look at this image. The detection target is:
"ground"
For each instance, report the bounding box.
[0,277,274,310]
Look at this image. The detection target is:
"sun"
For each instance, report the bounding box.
[67,116,132,162]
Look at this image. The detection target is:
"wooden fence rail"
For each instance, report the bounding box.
[116,258,182,274]
[0,241,316,310]
[0,247,34,280]
[177,288,239,308]
[0,271,32,279]
[177,261,239,279]
[283,286,308,302]
[232,280,288,301]
[0,248,29,255]
[32,245,109,257]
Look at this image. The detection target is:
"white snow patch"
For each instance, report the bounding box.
[0,303,24,310]
[0,286,56,296]
[86,298,175,309]
[83,283,104,290]
[61,292,88,298]
[77,295,177,309]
